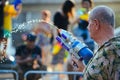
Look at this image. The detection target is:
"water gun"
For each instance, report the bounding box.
[5,0,22,16]
[3,0,22,38]
[12,0,22,10]
[56,29,93,65]
[9,0,22,13]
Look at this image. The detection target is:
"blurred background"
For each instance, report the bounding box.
[10,0,120,55]
[14,0,120,27]
[0,0,120,80]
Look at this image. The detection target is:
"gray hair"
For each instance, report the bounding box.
[89,5,115,27]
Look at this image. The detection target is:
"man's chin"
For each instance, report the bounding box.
[91,36,95,40]
[91,37,93,39]
[27,46,34,49]
[90,35,93,39]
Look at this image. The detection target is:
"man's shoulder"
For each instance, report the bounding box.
[55,11,61,15]
[54,11,62,18]
[17,44,26,49]
[105,36,120,49]
[110,36,120,44]
[98,36,120,56]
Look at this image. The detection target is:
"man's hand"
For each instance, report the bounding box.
[16,56,33,64]
[72,55,85,72]
[25,57,33,62]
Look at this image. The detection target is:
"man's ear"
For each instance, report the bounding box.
[93,19,100,30]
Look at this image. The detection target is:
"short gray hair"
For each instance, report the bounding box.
[89,5,115,27]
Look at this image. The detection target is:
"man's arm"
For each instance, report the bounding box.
[15,56,33,64]
[15,46,33,64]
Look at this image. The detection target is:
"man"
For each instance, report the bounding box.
[15,33,42,80]
[72,5,120,80]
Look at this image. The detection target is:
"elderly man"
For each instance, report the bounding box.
[72,5,120,80]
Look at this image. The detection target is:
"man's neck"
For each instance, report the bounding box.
[95,31,114,47]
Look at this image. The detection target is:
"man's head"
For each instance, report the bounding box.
[26,33,36,49]
[88,6,115,46]
[81,0,93,9]
[41,10,51,22]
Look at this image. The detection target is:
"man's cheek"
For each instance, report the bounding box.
[87,25,90,31]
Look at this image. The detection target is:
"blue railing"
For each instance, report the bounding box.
[24,70,83,80]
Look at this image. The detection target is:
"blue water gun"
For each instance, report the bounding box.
[56,29,93,65]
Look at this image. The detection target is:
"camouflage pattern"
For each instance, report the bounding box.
[83,36,120,80]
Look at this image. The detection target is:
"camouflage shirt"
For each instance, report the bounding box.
[83,36,120,80]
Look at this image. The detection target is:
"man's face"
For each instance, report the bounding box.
[87,19,96,40]
[26,40,35,49]
[82,1,91,9]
